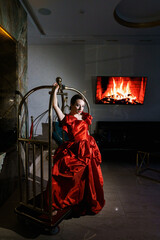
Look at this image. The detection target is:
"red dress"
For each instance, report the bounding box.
[46,112,105,215]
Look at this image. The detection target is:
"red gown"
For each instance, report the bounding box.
[46,112,105,215]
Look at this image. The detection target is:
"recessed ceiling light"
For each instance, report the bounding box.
[38,8,52,15]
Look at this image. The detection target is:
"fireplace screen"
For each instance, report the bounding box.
[96,76,147,105]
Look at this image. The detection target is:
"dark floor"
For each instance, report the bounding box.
[0,154,160,240]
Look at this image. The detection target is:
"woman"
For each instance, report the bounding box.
[46,82,105,216]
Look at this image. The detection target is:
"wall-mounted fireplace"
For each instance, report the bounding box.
[0,26,17,151]
[96,76,147,105]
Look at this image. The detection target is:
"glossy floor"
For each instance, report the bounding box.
[0,159,160,240]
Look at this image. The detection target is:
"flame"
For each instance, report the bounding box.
[101,78,136,103]
[96,76,147,104]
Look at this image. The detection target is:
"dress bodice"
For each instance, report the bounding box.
[62,112,92,142]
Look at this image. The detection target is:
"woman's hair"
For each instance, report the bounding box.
[70,94,85,106]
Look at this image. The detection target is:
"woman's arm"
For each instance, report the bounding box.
[52,83,65,121]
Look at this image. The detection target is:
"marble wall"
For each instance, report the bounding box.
[0,0,27,150]
[0,0,27,95]
[0,0,27,205]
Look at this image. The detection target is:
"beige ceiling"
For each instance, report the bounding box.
[20,0,160,45]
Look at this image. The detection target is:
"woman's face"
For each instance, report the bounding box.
[71,99,85,115]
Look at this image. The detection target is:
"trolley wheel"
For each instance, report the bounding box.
[44,225,60,235]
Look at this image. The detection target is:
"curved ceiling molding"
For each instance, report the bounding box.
[114,0,160,28]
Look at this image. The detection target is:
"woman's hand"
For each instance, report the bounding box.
[53,82,59,92]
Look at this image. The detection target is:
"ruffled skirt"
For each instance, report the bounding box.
[45,136,105,215]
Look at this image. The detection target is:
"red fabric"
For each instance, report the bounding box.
[46,112,105,215]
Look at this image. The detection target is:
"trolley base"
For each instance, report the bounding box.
[15,204,72,234]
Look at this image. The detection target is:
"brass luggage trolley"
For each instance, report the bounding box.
[15,78,90,234]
